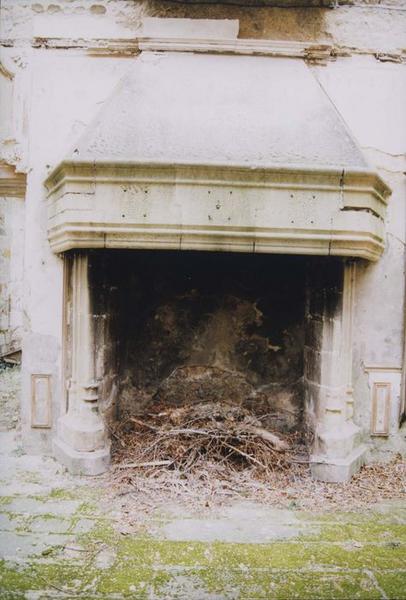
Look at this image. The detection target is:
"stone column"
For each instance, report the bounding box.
[309,260,366,482]
[53,252,110,475]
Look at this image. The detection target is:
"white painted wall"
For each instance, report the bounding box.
[18,48,132,451]
[0,195,24,357]
[313,56,406,455]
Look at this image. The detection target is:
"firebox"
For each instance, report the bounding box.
[55,249,364,481]
[89,251,308,429]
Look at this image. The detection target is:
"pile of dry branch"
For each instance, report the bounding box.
[111,401,299,476]
[106,403,405,516]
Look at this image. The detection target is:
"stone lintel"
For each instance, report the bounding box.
[45,161,389,262]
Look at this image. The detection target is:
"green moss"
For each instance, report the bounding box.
[0,560,37,594]
[32,512,61,521]
[75,500,100,517]
[374,571,406,599]
[97,566,172,596]
[80,519,118,546]
[47,487,77,500]
[104,538,405,571]
[14,516,34,533]
[0,496,14,506]
[304,522,406,543]
[1,506,405,598]
[196,568,383,599]
[300,509,406,527]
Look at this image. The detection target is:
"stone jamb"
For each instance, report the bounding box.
[52,251,110,475]
[310,260,367,482]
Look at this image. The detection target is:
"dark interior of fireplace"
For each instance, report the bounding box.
[86,249,343,444]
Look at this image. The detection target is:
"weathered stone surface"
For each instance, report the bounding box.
[0,191,24,359]
[141,16,239,38]
[66,53,367,167]
[0,364,20,430]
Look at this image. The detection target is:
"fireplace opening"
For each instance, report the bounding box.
[63,249,345,478]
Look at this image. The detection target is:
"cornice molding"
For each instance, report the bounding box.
[137,37,336,61]
[0,162,26,197]
[45,160,391,206]
[47,223,384,261]
[0,36,399,63]
[45,160,389,261]
[31,37,140,57]
[30,36,339,61]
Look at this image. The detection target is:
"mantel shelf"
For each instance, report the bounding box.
[45,161,389,261]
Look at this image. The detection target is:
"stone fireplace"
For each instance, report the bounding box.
[53,248,366,482]
[40,18,391,482]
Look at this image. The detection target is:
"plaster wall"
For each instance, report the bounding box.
[0,194,24,358]
[1,0,405,458]
[12,48,132,451]
[2,0,406,53]
[313,57,406,457]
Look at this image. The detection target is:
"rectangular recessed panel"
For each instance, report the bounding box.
[371,382,391,436]
[31,374,52,428]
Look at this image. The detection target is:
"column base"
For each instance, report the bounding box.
[310,444,367,483]
[53,437,111,476]
[58,413,108,453]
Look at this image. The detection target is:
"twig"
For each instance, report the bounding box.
[221,441,268,470]
[242,425,290,451]
[130,417,159,431]
[116,460,173,469]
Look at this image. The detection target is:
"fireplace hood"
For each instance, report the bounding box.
[45,25,390,260]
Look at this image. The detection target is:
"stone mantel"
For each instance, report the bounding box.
[43,24,391,262]
[45,160,389,260]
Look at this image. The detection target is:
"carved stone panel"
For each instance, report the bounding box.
[371,382,391,437]
[31,374,52,428]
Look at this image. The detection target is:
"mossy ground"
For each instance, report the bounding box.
[1,494,405,599]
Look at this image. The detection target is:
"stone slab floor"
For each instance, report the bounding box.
[0,429,405,599]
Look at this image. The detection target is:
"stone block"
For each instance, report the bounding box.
[304,346,322,384]
[310,444,367,483]
[52,437,110,476]
[57,413,108,453]
[141,17,239,40]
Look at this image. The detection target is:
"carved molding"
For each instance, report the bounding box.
[138,37,337,62]
[25,36,406,64]
[31,374,52,429]
[342,261,356,420]
[0,162,26,198]
[364,365,402,434]
[371,382,391,436]
[0,61,14,80]
[45,161,390,261]
[56,252,108,455]
[29,36,343,62]
[68,253,94,412]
